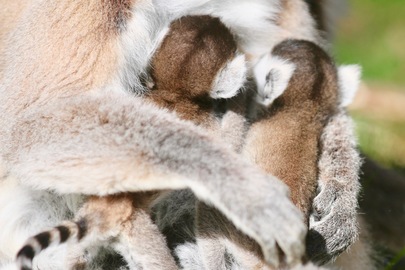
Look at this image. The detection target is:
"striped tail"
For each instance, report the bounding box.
[15,220,87,270]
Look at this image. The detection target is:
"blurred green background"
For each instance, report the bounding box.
[333,0,405,172]
[333,1,405,267]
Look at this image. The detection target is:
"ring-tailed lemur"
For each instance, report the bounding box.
[0,0,357,268]
[193,40,366,269]
[15,15,248,270]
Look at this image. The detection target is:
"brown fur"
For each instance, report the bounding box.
[246,39,338,218]
[196,39,340,270]
[147,15,238,126]
[83,193,159,233]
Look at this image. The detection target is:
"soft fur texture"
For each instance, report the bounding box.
[246,39,340,218]
[0,0,359,269]
[166,109,374,270]
[306,110,362,264]
[15,15,248,270]
[193,39,357,269]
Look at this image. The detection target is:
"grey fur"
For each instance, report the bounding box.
[158,108,370,270]
[307,110,362,263]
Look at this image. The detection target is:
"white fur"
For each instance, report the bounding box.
[198,238,228,270]
[152,0,321,60]
[0,180,76,258]
[253,55,296,106]
[175,242,205,270]
[118,1,170,93]
[0,179,79,269]
[211,54,247,99]
[337,65,361,107]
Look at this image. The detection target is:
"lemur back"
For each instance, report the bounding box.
[247,39,339,218]
[16,15,247,270]
[195,39,356,270]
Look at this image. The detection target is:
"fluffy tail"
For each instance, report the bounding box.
[15,220,86,270]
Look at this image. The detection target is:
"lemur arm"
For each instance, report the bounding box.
[306,110,361,263]
[2,89,306,267]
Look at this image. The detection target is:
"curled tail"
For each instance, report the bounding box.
[16,220,87,270]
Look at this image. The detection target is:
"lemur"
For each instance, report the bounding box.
[15,15,248,270]
[194,39,364,269]
[248,39,340,219]
[0,0,359,269]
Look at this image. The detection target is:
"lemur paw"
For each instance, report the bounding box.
[240,178,307,268]
[210,54,247,99]
[253,55,295,106]
[306,185,358,264]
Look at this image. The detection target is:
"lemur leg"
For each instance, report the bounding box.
[197,238,228,270]
[196,203,228,270]
[113,210,178,270]
[3,90,306,268]
[196,202,265,270]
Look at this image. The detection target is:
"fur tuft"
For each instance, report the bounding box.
[253,55,296,106]
[337,64,362,107]
[211,54,247,99]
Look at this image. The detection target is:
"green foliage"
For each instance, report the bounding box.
[334,0,405,88]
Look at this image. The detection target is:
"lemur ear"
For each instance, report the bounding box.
[254,55,295,106]
[210,53,247,99]
[338,65,362,107]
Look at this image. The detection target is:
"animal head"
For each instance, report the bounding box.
[150,15,247,99]
[253,39,361,108]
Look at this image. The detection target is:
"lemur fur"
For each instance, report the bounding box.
[194,40,365,269]
[15,15,248,270]
[0,0,358,268]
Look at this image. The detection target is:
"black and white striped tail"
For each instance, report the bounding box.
[15,220,87,270]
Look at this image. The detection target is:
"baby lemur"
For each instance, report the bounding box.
[194,39,361,269]
[15,15,247,270]
[247,39,339,218]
